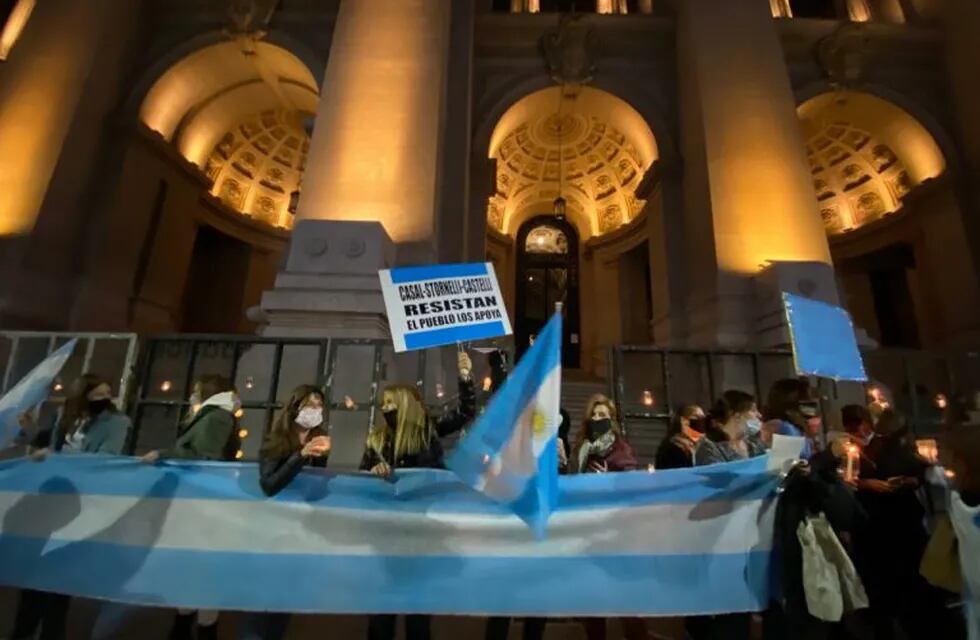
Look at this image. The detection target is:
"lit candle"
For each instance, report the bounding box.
[845,444,859,483]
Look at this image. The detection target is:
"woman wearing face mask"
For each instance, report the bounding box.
[655,404,707,470]
[361,351,475,479]
[234,385,332,640]
[259,385,331,496]
[140,375,240,464]
[569,396,647,640]
[10,375,131,640]
[360,352,475,640]
[139,375,239,640]
[572,395,638,474]
[694,390,765,467]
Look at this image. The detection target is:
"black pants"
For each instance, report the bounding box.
[367,614,432,640]
[485,616,547,640]
[11,589,70,640]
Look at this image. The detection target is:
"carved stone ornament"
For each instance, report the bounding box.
[304,236,328,258]
[798,278,818,298]
[541,14,599,88]
[345,237,367,259]
[816,23,870,90]
[225,0,278,54]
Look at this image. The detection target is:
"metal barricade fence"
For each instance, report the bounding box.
[0,332,140,448]
[609,344,980,464]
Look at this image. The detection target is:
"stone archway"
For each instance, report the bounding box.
[799,89,980,347]
[483,85,660,372]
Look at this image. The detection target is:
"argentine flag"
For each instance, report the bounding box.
[0,338,77,450]
[447,312,562,538]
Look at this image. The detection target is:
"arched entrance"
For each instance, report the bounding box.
[515,216,580,367]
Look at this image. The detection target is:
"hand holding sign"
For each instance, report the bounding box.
[458,351,473,380]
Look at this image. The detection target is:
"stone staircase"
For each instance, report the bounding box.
[560,374,609,426]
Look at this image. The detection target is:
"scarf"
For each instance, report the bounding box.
[577,430,617,473]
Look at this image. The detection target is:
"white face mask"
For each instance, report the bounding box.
[296,407,324,430]
[744,417,762,436]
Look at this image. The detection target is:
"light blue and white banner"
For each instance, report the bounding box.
[448,311,561,538]
[379,262,512,352]
[0,454,779,616]
[951,491,980,639]
[0,339,77,450]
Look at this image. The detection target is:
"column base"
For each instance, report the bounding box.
[678,261,875,350]
[248,220,395,339]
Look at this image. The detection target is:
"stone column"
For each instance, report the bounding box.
[941,0,980,280]
[674,0,838,348]
[254,0,453,337]
[0,0,142,328]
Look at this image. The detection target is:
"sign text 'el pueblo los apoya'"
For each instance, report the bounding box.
[378,262,512,352]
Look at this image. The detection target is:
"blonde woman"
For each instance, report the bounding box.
[360,352,475,478]
[572,394,638,474]
[360,352,474,640]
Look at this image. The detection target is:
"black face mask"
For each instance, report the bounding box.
[383,409,398,429]
[687,416,708,434]
[88,398,112,416]
[590,418,612,440]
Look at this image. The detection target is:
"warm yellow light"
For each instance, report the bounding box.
[0,0,99,236]
[483,376,493,392]
[160,380,172,392]
[235,450,244,460]
[0,0,34,61]
[295,2,451,243]
[935,394,948,409]
[238,429,249,439]
[234,408,245,419]
[847,0,872,21]
[642,390,655,407]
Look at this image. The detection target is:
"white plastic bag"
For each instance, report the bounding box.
[810,512,869,614]
[797,512,869,621]
[798,513,844,622]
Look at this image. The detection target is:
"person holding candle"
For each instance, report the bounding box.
[855,410,943,640]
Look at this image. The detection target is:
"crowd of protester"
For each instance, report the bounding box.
[4,351,979,640]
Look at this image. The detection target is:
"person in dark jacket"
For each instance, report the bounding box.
[238,385,332,640]
[362,351,475,640]
[655,404,707,470]
[259,384,331,497]
[140,375,239,640]
[361,351,474,479]
[765,440,869,640]
[572,394,638,474]
[855,409,945,640]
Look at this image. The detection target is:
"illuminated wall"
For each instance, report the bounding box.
[138,41,319,229]
[799,91,946,234]
[0,0,112,236]
[294,0,451,244]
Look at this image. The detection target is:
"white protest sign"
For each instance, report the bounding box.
[378,263,512,352]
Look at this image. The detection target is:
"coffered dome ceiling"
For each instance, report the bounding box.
[140,41,319,228]
[205,109,310,228]
[798,91,945,236]
[487,87,658,238]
